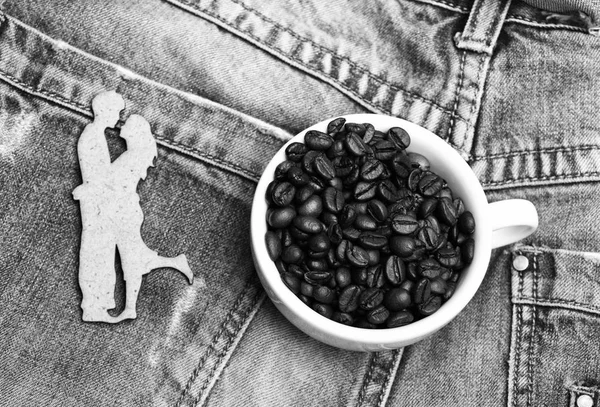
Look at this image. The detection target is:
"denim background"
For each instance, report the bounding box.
[0,0,599,406]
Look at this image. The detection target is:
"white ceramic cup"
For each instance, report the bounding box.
[250,114,538,352]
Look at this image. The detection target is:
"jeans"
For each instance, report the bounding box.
[0,0,598,406]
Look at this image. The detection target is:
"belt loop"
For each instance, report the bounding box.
[454,0,512,55]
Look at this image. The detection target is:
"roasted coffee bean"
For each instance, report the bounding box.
[406,262,419,280]
[295,185,315,204]
[265,231,282,261]
[387,310,414,328]
[363,123,375,143]
[436,197,457,226]
[355,214,378,231]
[391,213,419,235]
[458,211,476,234]
[302,150,321,174]
[367,305,390,325]
[327,223,343,245]
[281,229,293,247]
[444,282,456,300]
[418,295,442,316]
[313,285,336,304]
[345,122,366,136]
[304,270,331,285]
[345,132,367,156]
[378,179,398,202]
[430,278,447,295]
[438,187,453,200]
[354,181,377,201]
[327,140,346,159]
[326,248,341,268]
[288,225,310,242]
[418,258,443,279]
[384,287,411,311]
[366,249,380,266]
[390,236,416,258]
[267,206,296,228]
[359,287,384,310]
[298,195,322,217]
[367,199,388,222]
[392,153,412,178]
[417,227,439,250]
[293,215,323,234]
[352,268,368,285]
[314,154,335,180]
[419,198,437,219]
[343,166,360,187]
[338,285,362,313]
[336,240,351,263]
[275,258,287,274]
[360,159,385,181]
[355,320,377,329]
[366,265,385,288]
[400,279,414,293]
[271,181,296,206]
[307,177,325,195]
[407,169,423,191]
[332,312,354,325]
[335,267,352,288]
[282,272,301,294]
[275,160,296,179]
[454,198,466,217]
[413,278,431,304]
[286,166,310,186]
[306,257,328,270]
[300,281,314,297]
[332,156,355,177]
[327,117,346,134]
[358,233,387,249]
[313,303,334,319]
[287,264,305,279]
[346,245,370,267]
[305,130,333,151]
[461,238,475,264]
[373,140,396,161]
[437,247,460,268]
[308,233,331,253]
[321,211,338,226]
[387,127,410,150]
[340,205,358,228]
[385,255,406,285]
[285,142,308,162]
[327,176,343,190]
[407,152,430,170]
[418,172,443,197]
[439,267,452,281]
[342,227,361,241]
[323,187,345,213]
[281,244,304,264]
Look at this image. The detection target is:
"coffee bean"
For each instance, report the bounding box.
[335,267,352,288]
[271,181,296,206]
[346,245,370,267]
[407,262,419,280]
[367,305,390,325]
[300,281,314,297]
[340,205,358,228]
[267,206,296,228]
[387,127,410,150]
[373,140,396,161]
[384,287,411,311]
[390,236,416,258]
[308,233,331,253]
[293,215,323,234]
[407,152,430,170]
[418,258,443,279]
[444,282,456,300]
[355,214,378,231]
[358,233,387,249]
[391,213,419,235]
[321,211,338,226]
[338,285,362,313]
[327,117,346,134]
[354,181,377,201]
[437,246,460,268]
[359,288,384,310]
[367,199,388,222]
[345,122,366,136]
[343,166,360,187]
[418,295,442,316]
[352,268,368,285]
[385,255,406,285]
[304,270,331,285]
[392,153,412,178]
[418,172,443,197]
[326,223,343,245]
[387,310,414,328]
[362,123,375,143]
[323,187,345,213]
[297,195,322,217]
[302,150,321,174]
[366,249,380,266]
[332,156,355,177]
[281,229,293,247]
[313,285,336,304]
[458,211,476,234]
[419,198,437,219]
[314,154,336,180]
[360,159,385,181]
[417,227,439,250]
[438,187,453,200]
[265,231,282,261]
[285,142,308,162]
[400,280,414,293]
[430,278,447,295]
[342,227,361,241]
[345,132,367,156]
[436,197,457,226]
[366,265,385,288]
[305,130,333,151]
[332,312,354,325]
[281,244,304,264]
[336,240,351,263]
[407,169,423,191]
[378,179,398,202]
[461,238,475,264]
[305,257,328,270]
[275,160,296,179]
[413,278,431,304]
[286,166,310,186]
[313,303,334,318]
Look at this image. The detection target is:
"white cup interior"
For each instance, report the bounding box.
[251,114,492,351]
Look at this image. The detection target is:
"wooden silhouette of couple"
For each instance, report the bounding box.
[74,91,194,323]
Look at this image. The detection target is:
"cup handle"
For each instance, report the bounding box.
[487,199,539,249]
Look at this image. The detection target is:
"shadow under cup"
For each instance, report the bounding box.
[251,114,507,352]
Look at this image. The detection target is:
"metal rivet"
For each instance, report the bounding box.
[577,394,594,407]
[513,255,529,271]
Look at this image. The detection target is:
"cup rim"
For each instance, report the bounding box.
[251,114,492,349]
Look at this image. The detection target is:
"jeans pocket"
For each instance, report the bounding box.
[508,245,600,407]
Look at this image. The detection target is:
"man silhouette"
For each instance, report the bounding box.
[74,92,193,323]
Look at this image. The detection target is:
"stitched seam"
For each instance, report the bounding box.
[505,15,589,32]
[165,0,470,125]
[408,0,470,13]
[473,145,600,161]
[175,279,259,407]
[447,50,467,142]
[191,287,264,407]
[512,263,524,407]
[525,252,538,407]
[356,353,378,407]
[514,298,600,317]
[482,172,600,187]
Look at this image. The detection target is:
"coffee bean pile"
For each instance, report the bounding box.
[264,118,475,329]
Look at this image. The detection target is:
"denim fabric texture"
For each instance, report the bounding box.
[0,0,599,406]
